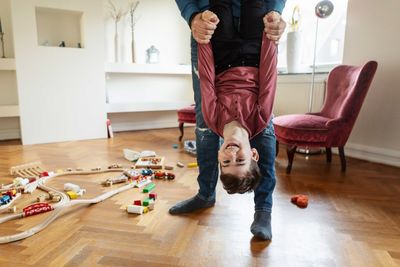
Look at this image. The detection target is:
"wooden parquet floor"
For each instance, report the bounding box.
[0,127,399,267]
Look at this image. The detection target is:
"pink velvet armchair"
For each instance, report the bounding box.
[273,61,378,173]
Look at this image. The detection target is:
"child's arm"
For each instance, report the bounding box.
[198,42,218,129]
[258,34,278,123]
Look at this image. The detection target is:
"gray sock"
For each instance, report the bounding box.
[169,195,215,215]
[251,211,272,240]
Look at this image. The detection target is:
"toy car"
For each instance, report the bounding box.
[141,169,153,176]
[154,171,166,179]
[166,173,175,180]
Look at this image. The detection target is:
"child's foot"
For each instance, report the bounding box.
[169,195,215,215]
[251,211,272,240]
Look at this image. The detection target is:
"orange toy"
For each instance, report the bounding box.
[290,194,308,208]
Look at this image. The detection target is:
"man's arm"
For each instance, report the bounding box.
[263,0,287,44]
[175,0,200,25]
[176,1,218,44]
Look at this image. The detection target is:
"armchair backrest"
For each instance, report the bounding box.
[320,61,378,127]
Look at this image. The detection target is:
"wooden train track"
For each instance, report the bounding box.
[0,163,147,244]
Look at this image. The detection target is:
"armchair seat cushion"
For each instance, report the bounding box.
[273,114,330,144]
[177,105,196,124]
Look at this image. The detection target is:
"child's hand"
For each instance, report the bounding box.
[190,10,219,44]
[263,11,286,45]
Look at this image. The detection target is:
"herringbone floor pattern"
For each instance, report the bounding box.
[0,128,399,267]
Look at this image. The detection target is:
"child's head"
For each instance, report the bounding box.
[218,139,261,194]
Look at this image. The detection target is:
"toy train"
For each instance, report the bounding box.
[0,190,17,206]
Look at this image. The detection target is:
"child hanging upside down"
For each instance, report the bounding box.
[198,1,279,194]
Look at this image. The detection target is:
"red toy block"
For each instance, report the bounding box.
[290,195,300,204]
[290,194,308,208]
[296,196,308,208]
[39,172,49,177]
[133,200,142,206]
[149,193,157,200]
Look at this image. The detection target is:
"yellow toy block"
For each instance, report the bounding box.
[66,191,78,199]
[187,162,198,168]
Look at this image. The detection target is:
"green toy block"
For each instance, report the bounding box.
[143,198,154,207]
[143,183,156,193]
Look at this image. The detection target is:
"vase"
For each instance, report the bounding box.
[286,31,302,73]
[114,21,119,62]
[131,32,135,63]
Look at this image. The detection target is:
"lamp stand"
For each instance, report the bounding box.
[296,17,322,155]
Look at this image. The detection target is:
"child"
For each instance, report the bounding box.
[198,1,279,194]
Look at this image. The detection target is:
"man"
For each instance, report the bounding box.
[170,0,286,240]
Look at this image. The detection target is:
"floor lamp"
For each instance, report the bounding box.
[297,0,334,155]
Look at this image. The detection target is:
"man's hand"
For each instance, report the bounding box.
[263,11,286,45]
[191,11,219,44]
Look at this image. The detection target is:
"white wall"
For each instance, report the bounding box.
[104,0,193,131]
[341,0,400,166]
[11,0,107,145]
[104,0,190,64]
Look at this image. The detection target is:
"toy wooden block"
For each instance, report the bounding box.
[149,193,157,200]
[66,191,78,199]
[135,157,164,169]
[176,162,184,168]
[143,183,155,193]
[291,194,309,208]
[187,162,198,168]
[133,200,142,206]
[142,198,154,207]
[126,205,144,214]
[164,165,174,170]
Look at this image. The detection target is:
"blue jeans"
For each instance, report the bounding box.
[191,38,276,212]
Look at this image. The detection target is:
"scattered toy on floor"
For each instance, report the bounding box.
[136,157,164,169]
[187,162,198,168]
[184,140,197,155]
[172,144,179,149]
[143,183,155,193]
[123,149,156,162]
[291,194,309,208]
[176,162,184,168]
[164,165,174,170]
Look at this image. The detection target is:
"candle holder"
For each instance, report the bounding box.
[0,31,5,58]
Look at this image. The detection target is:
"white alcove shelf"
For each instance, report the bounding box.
[0,58,16,70]
[35,6,84,48]
[0,105,19,117]
[105,63,191,75]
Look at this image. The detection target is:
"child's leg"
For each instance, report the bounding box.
[209,0,241,74]
[239,0,266,66]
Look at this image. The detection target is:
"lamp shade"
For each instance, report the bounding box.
[315,0,334,18]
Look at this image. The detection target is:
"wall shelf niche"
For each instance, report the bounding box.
[35,7,84,48]
[0,105,19,118]
[0,58,16,70]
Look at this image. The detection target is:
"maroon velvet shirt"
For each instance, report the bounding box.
[198,34,278,139]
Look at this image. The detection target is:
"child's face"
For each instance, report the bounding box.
[218,138,259,177]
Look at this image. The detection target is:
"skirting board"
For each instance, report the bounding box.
[111,120,194,132]
[338,142,400,168]
[0,128,21,141]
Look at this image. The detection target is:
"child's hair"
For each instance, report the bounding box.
[219,160,261,194]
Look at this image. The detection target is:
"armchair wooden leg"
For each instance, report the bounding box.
[338,146,346,172]
[178,122,184,142]
[286,145,297,174]
[326,147,332,163]
[275,140,279,157]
